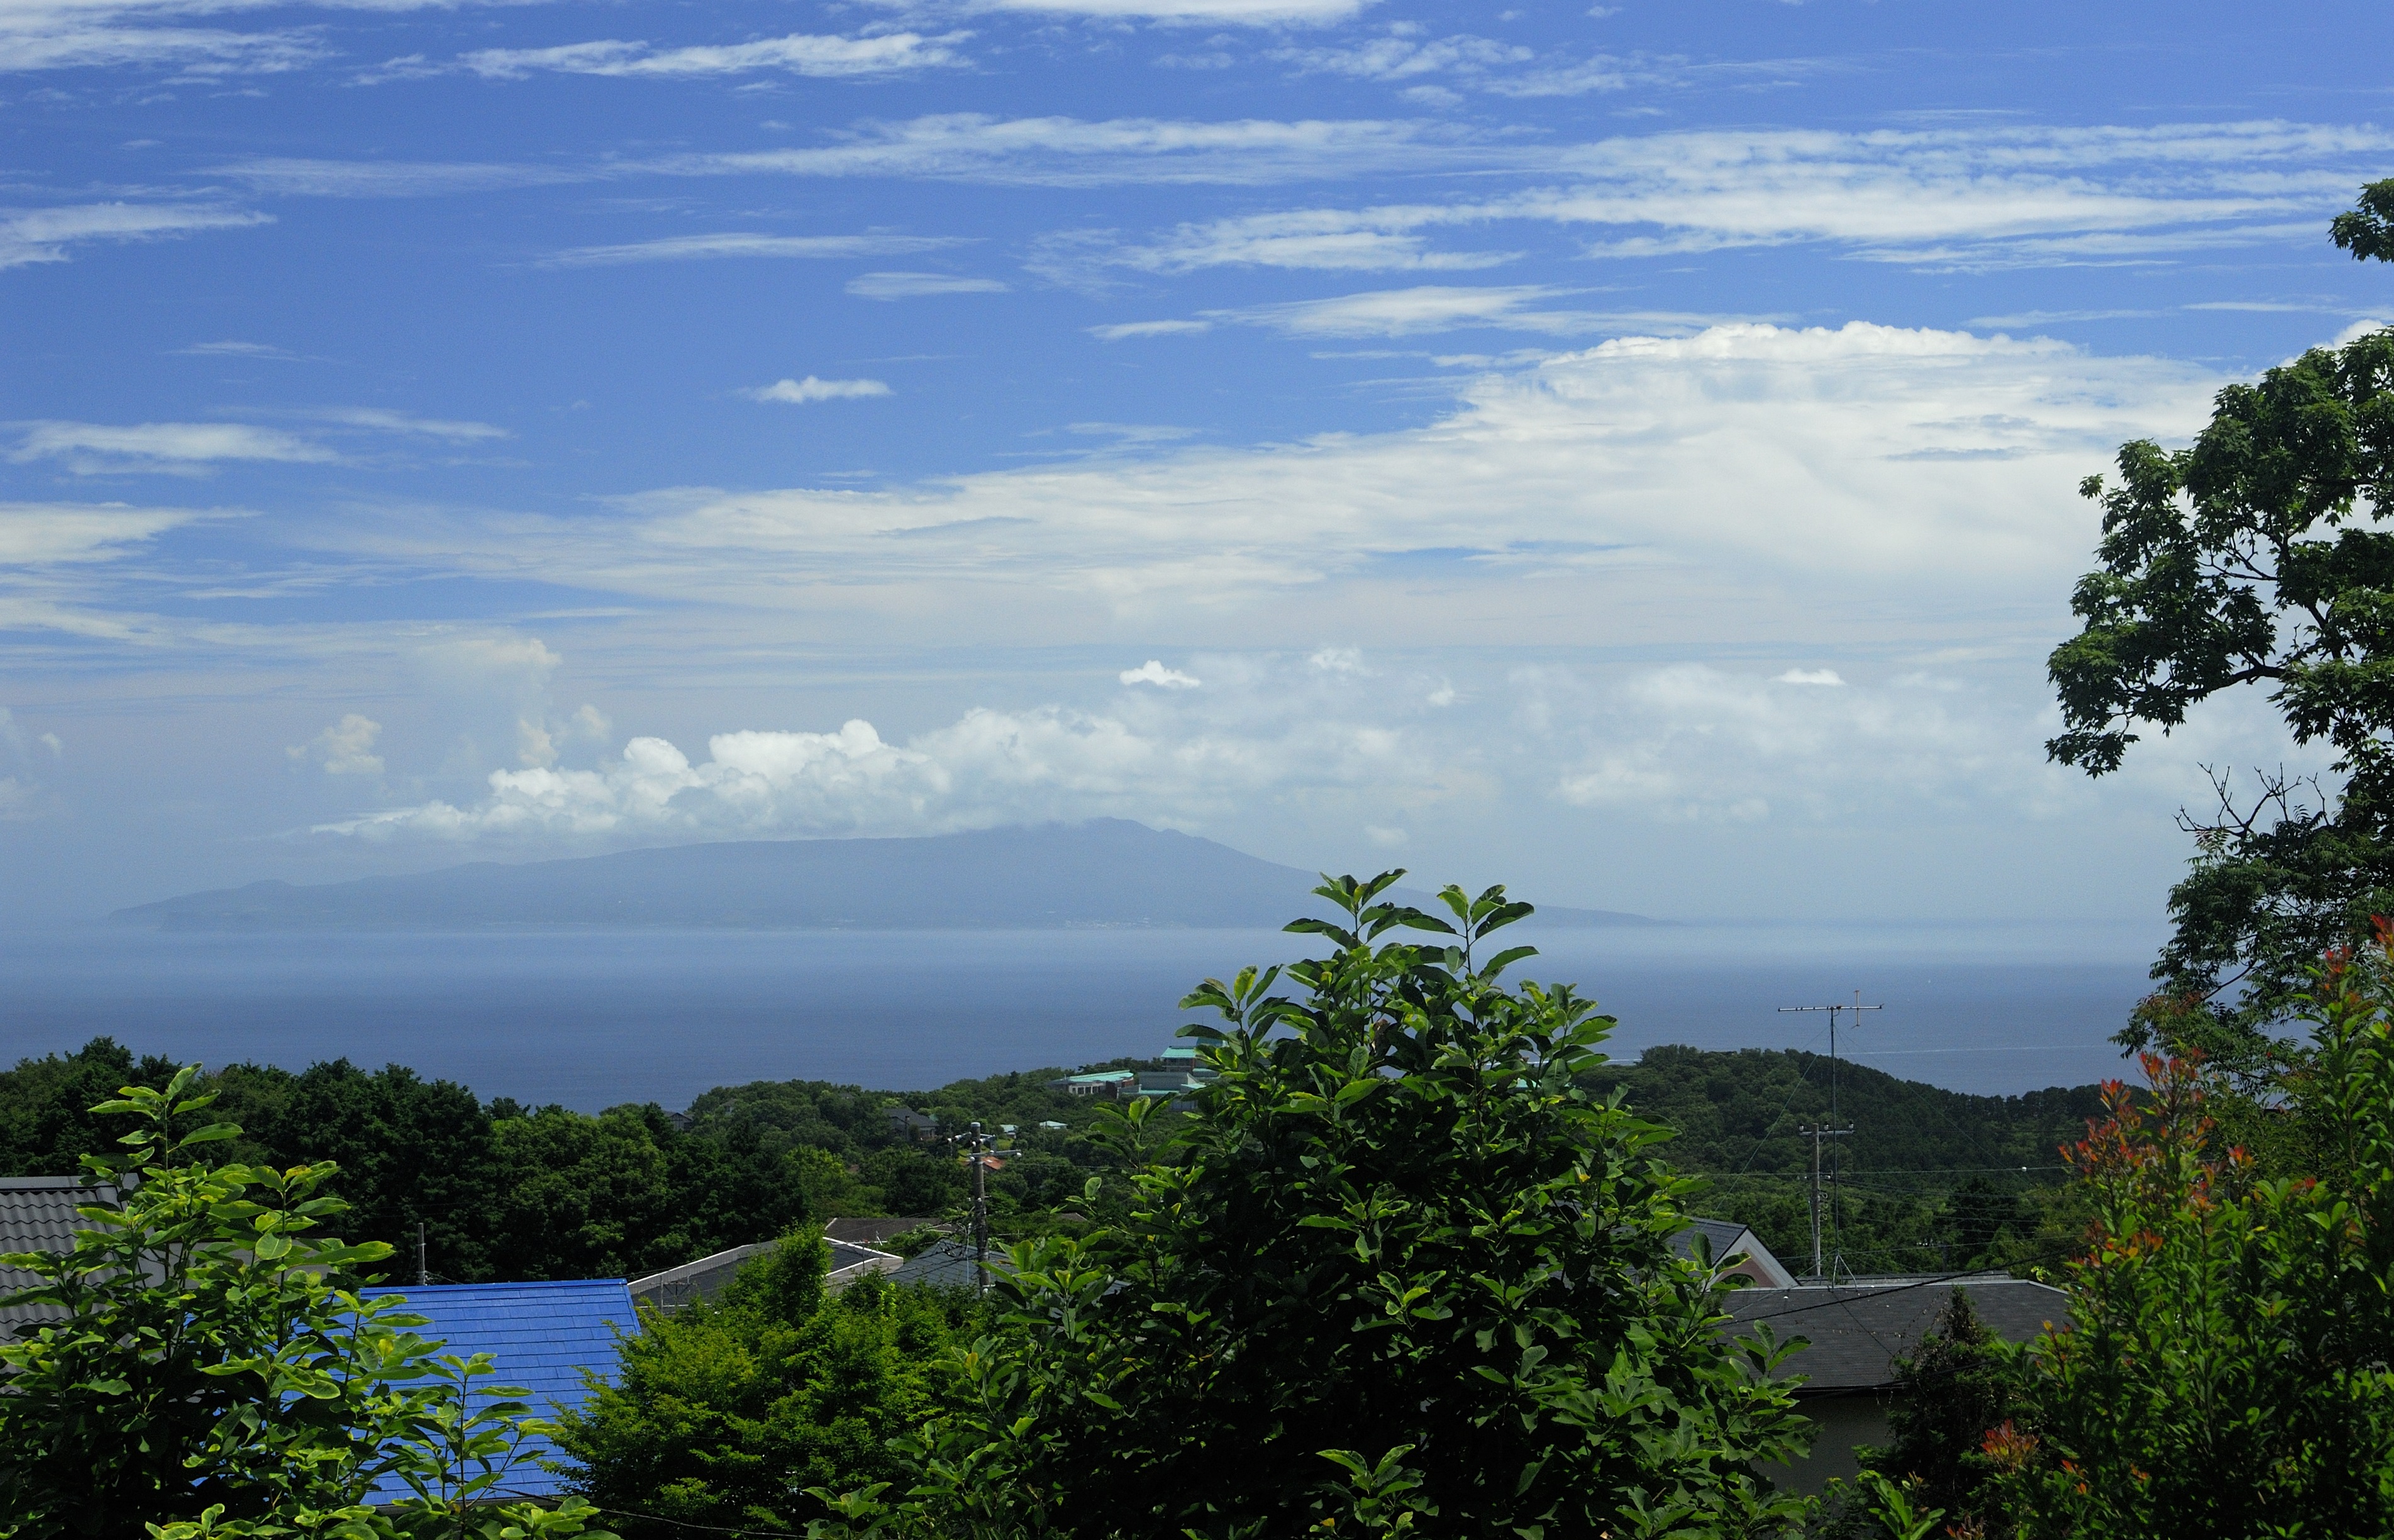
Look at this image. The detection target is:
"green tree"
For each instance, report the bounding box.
[2046,195,2394,1056]
[2333,178,2394,263]
[553,1231,968,1536]
[843,874,1815,1539]
[0,1068,612,1540]
[1853,1291,2024,1529]
[1992,948,2394,1537]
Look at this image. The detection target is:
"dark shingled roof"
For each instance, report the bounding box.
[890,1239,1012,1292]
[0,1176,125,1331]
[628,1238,899,1312]
[1722,1278,2066,1393]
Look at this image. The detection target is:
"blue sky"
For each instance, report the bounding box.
[1,0,2389,924]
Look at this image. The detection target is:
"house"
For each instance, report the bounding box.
[356,1278,638,1502]
[1046,1070,1136,1098]
[823,1216,943,1249]
[1721,1278,2066,1492]
[626,1237,902,1315]
[887,1106,939,1141]
[1671,1217,1798,1289]
[0,1175,127,1332]
[890,1238,1013,1293]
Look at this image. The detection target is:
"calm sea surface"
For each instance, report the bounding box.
[0,921,2166,1110]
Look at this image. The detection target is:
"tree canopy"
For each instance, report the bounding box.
[2047,188,2394,1051]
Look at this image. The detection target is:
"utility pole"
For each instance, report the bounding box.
[416,1221,429,1288]
[953,1123,1017,1297]
[1794,1122,1854,1280]
[1780,990,1881,1282]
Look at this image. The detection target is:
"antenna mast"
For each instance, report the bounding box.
[1779,989,1881,1282]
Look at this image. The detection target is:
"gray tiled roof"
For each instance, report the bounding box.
[628,1238,899,1312]
[0,1176,125,1329]
[1722,1278,2066,1393]
[1671,1218,1797,1287]
[890,1239,1011,1292]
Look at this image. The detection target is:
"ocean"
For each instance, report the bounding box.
[0,921,2168,1111]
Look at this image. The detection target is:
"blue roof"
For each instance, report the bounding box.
[358,1279,637,1502]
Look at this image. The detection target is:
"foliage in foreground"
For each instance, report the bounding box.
[554,1232,972,1536]
[2046,192,2394,1056]
[0,1068,614,1540]
[811,873,1817,1539]
[1991,936,2394,1538]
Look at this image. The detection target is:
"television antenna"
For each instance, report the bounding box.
[1779,990,1881,1282]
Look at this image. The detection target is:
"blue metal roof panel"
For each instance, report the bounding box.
[358,1279,636,1502]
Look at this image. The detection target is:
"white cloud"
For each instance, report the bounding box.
[1775,668,1844,686]
[313,407,510,441]
[650,114,1496,189]
[1121,659,1201,688]
[1089,319,1214,341]
[9,421,333,474]
[1552,664,2041,824]
[0,3,321,74]
[980,0,1370,25]
[538,232,964,268]
[344,321,2220,648]
[458,31,969,80]
[846,271,1009,298]
[289,713,385,776]
[1053,119,2391,277]
[1206,284,1602,337]
[1051,210,1516,275]
[748,376,894,402]
[1,203,270,271]
[1270,32,1532,82]
[0,501,204,563]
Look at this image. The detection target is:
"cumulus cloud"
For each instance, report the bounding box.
[1120,660,1200,687]
[1551,664,2044,824]
[458,31,970,80]
[1,203,270,272]
[290,713,385,776]
[1775,668,1844,686]
[306,655,2130,855]
[747,376,894,403]
[9,421,333,474]
[845,271,1010,299]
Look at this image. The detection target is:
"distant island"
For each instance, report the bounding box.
[110,820,1668,933]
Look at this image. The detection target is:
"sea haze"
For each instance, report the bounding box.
[0,920,2162,1110]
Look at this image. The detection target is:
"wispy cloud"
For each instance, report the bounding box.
[1040,210,1516,277]
[458,30,970,80]
[335,321,2220,637]
[746,376,893,402]
[0,501,207,563]
[9,421,333,474]
[538,231,965,268]
[214,158,589,199]
[1,202,270,271]
[981,0,1371,26]
[311,408,510,441]
[845,270,1008,298]
[1089,319,1214,340]
[1205,284,1605,337]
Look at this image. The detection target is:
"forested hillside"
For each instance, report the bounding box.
[0,1035,2110,1285]
[1593,1045,2110,1277]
